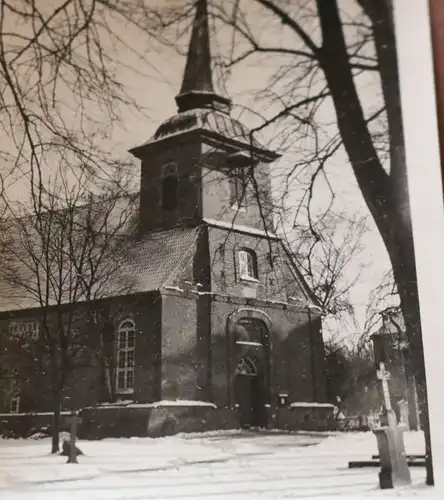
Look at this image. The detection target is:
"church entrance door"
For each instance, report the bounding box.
[234,357,266,429]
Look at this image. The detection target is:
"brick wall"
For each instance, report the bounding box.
[208,296,326,413]
[206,227,307,304]
[160,293,201,401]
[137,134,274,235]
[200,159,274,231]
[0,292,162,413]
[139,136,203,232]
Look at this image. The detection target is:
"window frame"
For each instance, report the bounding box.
[10,395,20,414]
[161,161,179,212]
[237,248,258,282]
[115,319,136,395]
[8,320,39,341]
[161,174,178,211]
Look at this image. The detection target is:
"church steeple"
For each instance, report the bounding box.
[175,0,231,114]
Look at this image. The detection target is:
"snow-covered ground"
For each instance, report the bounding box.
[0,430,440,499]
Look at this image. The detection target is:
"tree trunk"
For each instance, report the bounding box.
[100,355,114,402]
[316,0,433,484]
[51,392,62,454]
[396,278,434,484]
[99,321,115,403]
[363,0,434,483]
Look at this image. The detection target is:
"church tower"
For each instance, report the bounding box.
[129,0,279,235]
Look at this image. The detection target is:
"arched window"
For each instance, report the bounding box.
[162,175,178,211]
[116,319,136,394]
[237,248,258,281]
[236,357,258,376]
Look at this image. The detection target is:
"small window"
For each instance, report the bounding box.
[9,321,39,341]
[10,395,20,414]
[230,169,247,210]
[116,319,136,394]
[162,162,178,176]
[238,249,258,281]
[162,175,178,211]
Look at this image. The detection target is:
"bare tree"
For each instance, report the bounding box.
[324,336,378,419]
[287,212,369,323]
[357,270,398,347]
[0,169,136,452]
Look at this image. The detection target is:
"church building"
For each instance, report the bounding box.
[0,0,332,437]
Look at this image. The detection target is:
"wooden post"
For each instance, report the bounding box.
[67,413,82,464]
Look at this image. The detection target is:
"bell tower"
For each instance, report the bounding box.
[129,0,279,234]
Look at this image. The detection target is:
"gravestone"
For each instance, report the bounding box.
[66,412,83,464]
[373,362,411,489]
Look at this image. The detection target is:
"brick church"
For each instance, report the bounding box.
[0,0,331,436]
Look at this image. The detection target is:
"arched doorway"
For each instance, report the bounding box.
[234,356,266,428]
[227,310,272,429]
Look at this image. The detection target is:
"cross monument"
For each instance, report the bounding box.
[373,361,411,488]
[377,362,392,412]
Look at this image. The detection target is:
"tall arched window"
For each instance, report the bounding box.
[237,248,258,281]
[162,175,178,211]
[116,319,136,394]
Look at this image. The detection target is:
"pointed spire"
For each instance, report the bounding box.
[175,0,231,114]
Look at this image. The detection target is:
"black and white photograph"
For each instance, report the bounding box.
[0,0,442,497]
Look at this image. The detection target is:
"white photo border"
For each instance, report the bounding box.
[394,0,444,482]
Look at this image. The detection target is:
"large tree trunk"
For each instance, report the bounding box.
[368,0,434,484]
[316,0,433,484]
[396,277,434,484]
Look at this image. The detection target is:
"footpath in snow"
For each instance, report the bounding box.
[0,429,439,499]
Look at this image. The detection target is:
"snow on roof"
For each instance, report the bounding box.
[203,218,279,239]
[0,217,202,313]
[135,108,266,152]
[87,400,217,410]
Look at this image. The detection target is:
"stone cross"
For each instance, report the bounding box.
[67,413,82,464]
[377,362,392,411]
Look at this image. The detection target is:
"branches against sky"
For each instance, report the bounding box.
[0,0,181,203]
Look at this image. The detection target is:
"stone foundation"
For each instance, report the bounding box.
[0,412,72,438]
[78,402,225,439]
[0,402,335,439]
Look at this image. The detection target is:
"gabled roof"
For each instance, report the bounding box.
[117,226,202,295]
